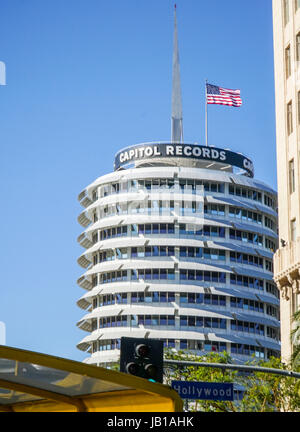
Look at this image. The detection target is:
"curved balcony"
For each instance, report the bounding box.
[77,327,280,359]
[76,280,279,314]
[77,275,92,291]
[77,232,93,250]
[78,189,93,209]
[77,255,92,269]
[78,210,92,228]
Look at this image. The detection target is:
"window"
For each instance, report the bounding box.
[289,159,295,193]
[297,33,300,63]
[204,204,225,216]
[283,0,289,25]
[180,340,188,349]
[291,218,297,241]
[287,101,293,135]
[93,211,98,222]
[285,45,291,78]
[296,0,300,11]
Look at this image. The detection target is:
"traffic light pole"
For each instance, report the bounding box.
[120,337,164,382]
[164,359,300,379]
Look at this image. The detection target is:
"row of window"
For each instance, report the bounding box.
[230,251,273,272]
[94,200,276,226]
[93,223,277,252]
[230,274,264,290]
[93,246,273,271]
[231,343,265,358]
[266,281,280,298]
[229,207,262,224]
[179,224,225,237]
[97,224,174,242]
[94,178,267,205]
[229,228,263,246]
[230,297,264,313]
[133,269,226,283]
[228,208,276,233]
[180,247,224,260]
[131,268,176,281]
[228,184,262,202]
[181,293,226,305]
[98,200,192,219]
[175,340,227,352]
[265,216,276,232]
[266,304,279,319]
[230,251,263,268]
[92,338,228,354]
[179,180,224,193]
[235,321,280,339]
[229,229,277,251]
[204,204,225,216]
[179,270,225,283]
[231,320,264,336]
[97,179,224,199]
[93,293,278,314]
[96,246,176,263]
[91,338,279,360]
[91,269,269,292]
[180,316,226,329]
[132,291,176,304]
[265,237,277,251]
[94,292,226,307]
[91,338,272,359]
[91,314,278,340]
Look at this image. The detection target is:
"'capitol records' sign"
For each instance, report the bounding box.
[114,143,254,177]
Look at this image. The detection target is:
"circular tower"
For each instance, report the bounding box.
[76,143,280,366]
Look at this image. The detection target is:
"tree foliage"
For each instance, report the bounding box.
[164,350,300,412]
[291,309,300,369]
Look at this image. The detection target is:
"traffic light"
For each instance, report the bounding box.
[120,337,163,383]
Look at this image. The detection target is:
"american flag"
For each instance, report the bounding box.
[206,83,242,107]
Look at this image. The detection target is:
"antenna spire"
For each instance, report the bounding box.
[171,4,183,143]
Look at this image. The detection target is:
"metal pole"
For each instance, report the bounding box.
[164,359,300,379]
[205,80,208,146]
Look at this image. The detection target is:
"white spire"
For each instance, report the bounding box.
[171,4,183,143]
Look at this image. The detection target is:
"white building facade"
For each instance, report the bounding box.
[272,0,300,363]
[76,142,280,365]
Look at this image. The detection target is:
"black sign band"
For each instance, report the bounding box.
[114,143,254,177]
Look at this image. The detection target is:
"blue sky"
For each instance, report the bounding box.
[0,0,276,362]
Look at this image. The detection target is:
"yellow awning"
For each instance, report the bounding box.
[0,346,183,412]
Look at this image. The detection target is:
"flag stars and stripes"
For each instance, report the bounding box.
[206,83,242,107]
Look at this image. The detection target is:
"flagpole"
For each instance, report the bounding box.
[205,80,208,146]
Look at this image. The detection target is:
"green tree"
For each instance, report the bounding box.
[239,356,300,412]
[291,309,300,369]
[164,350,300,412]
[164,349,238,412]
